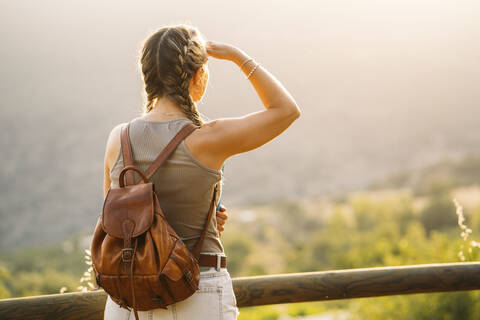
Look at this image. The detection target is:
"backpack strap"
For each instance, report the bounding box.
[120,122,135,186]
[141,122,199,182]
[191,184,219,260]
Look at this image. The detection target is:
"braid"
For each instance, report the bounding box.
[162,28,208,126]
[168,38,204,126]
[140,28,169,114]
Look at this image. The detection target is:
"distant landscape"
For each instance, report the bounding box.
[1,0,479,252]
[2,154,480,319]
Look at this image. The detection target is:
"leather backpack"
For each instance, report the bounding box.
[91,121,221,320]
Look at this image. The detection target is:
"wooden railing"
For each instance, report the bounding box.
[1,262,480,320]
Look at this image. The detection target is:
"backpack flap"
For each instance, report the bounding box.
[102,182,155,239]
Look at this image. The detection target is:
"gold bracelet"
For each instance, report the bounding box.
[246,63,260,80]
[240,57,253,68]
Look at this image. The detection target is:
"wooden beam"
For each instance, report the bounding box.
[234,262,480,307]
[0,290,106,320]
[1,262,479,319]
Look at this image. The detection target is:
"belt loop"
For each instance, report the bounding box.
[216,254,221,271]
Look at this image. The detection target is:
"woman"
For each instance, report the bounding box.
[102,23,301,320]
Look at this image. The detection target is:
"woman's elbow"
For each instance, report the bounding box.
[288,105,302,120]
[293,108,301,119]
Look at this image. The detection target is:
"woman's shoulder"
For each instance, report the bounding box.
[183,119,226,172]
[107,118,143,148]
[105,122,128,169]
[107,122,127,146]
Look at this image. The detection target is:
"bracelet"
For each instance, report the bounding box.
[239,57,253,68]
[246,63,260,80]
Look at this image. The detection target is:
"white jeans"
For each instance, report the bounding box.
[104,267,240,320]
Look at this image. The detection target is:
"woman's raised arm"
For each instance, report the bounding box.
[198,41,301,163]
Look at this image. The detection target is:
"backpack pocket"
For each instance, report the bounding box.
[161,257,198,302]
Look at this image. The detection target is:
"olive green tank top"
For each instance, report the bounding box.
[109,117,224,255]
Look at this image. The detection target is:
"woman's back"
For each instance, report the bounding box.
[104,116,239,320]
[102,23,300,320]
[109,117,224,254]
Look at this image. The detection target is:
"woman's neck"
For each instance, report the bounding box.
[142,97,188,120]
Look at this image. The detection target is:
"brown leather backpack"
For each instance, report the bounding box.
[91,121,223,320]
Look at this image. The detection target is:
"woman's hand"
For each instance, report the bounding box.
[216,204,228,237]
[205,40,243,62]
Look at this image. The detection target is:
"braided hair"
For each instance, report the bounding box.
[139,24,209,127]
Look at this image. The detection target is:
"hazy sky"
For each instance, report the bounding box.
[2,0,480,195]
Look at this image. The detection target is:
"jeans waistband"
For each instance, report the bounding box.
[199,267,229,278]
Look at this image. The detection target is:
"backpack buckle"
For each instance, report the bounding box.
[122,248,134,262]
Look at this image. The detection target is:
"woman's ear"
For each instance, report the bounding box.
[190,65,208,101]
[190,66,202,88]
